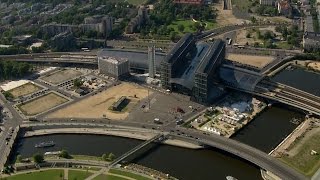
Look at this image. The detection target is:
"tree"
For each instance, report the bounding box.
[59,150,70,159]
[246,32,251,38]
[3,91,13,100]
[33,153,44,164]
[194,22,202,32]
[177,24,185,32]
[169,31,178,42]
[102,153,108,161]
[73,78,83,88]
[17,155,22,162]
[108,153,116,161]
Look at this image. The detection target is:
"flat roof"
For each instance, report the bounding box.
[98,49,165,69]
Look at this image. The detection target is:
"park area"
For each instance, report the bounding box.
[40,69,82,85]
[8,82,42,98]
[279,127,320,177]
[226,53,274,68]
[48,83,150,120]
[18,92,69,116]
[1,168,153,180]
[2,169,64,180]
[168,19,217,35]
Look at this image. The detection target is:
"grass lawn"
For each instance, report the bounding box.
[109,169,152,180]
[72,155,103,161]
[168,19,217,35]
[275,41,293,50]
[68,170,93,180]
[106,175,127,180]
[93,174,109,180]
[279,132,320,177]
[4,169,63,180]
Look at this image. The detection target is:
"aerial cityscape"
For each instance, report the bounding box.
[0,0,319,180]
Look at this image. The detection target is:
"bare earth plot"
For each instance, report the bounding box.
[18,92,69,116]
[8,83,42,98]
[48,83,150,120]
[226,53,274,68]
[40,69,82,85]
[212,1,244,26]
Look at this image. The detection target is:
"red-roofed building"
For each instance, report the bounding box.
[277,0,292,16]
[173,0,204,5]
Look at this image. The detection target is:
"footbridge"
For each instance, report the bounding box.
[109,133,167,167]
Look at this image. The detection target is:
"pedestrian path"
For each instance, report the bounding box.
[64,169,68,180]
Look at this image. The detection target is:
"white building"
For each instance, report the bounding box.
[98,56,130,79]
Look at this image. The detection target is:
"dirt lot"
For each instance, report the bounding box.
[18,93,68,116]
[226,53,274,68]
[8,83,42,98]
[212,1,244,26]
[47,83,150,120]
[40,69,82,85]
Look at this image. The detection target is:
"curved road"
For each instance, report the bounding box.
[20,122,307,180]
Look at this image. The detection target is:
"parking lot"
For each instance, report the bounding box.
[127,92,203,125]
[40,69,83,85]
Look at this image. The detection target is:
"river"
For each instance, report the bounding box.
[231,105,303,153]
[272,66,320,96]
[15,134,262,180]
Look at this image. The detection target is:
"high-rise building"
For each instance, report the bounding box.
[148,45,156,78]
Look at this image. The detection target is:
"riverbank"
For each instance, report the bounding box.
[22,127,203,149]
[272,117,320,177]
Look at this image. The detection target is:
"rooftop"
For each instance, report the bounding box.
[196,39,224,74]
[99,56,128,64]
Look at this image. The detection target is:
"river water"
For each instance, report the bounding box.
[231,105,302,153]
[16,134,262,180]
[272,67,320,96]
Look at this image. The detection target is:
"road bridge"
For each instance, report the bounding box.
[172,128,307,180]
[12,121,307,180]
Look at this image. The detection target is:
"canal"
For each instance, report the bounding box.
[16,134,262,180]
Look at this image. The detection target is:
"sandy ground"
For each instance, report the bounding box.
[226,53,274,68]
[40,69,82,85]
[19,93,68,116]
[307,61,320,72]
[212,1,243,26]
[8,83,42,98]
[0,80,29,91]
[48,83,151,120]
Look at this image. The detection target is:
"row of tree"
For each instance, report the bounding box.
[0,61,33,80]
[29,150,116,164]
